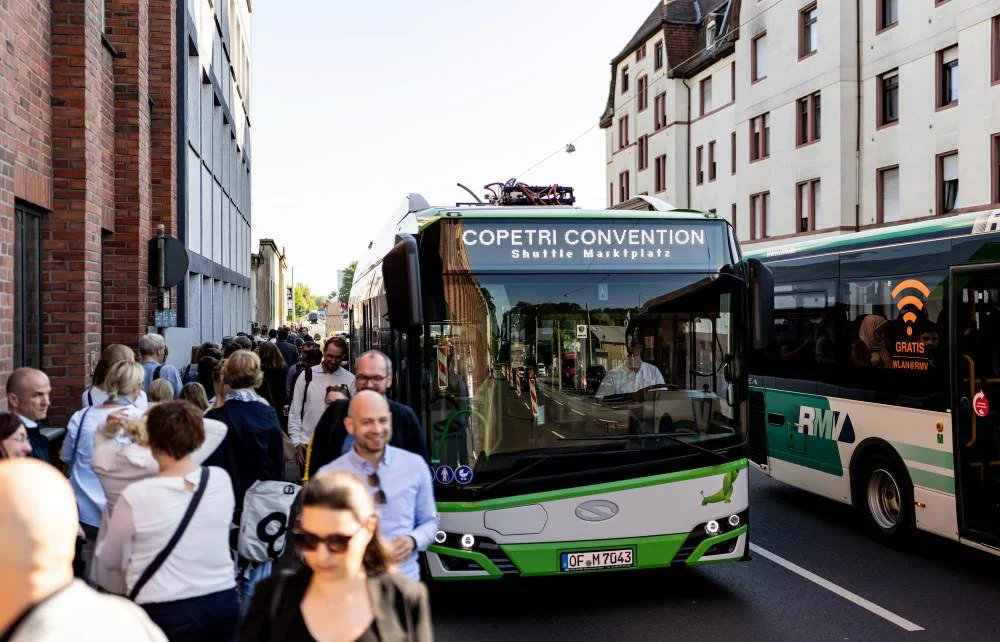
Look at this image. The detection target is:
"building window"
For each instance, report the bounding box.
[751,32,767,82]
[797,91,821,145]
[13,203,42,369]
[993,133,1000,204]
[878,0,898,31]
[730,131,737,175]
[655,154,667,193]
[637,76,648,112]
[638,135,648,171]
[992,17,1000,84]
[706,19,718,49]
[708,140,717,181]
[796,179,820,232]
[750,191,770,240]
[619,171,630,202]
[700,77,713,116]
[609,182,614,207]
[731,61,736,101]
[800,3,818,58]
[636,43,646,61]
[731,203,737,229]
[621,65,629,93]
[654,41,664,70]
[654,92,667,129]
[877,165,900,223]
[750,113,770,161]
[878,69,899,126]
[618,115,629,149]
[937,151,959,214]
[696,146,704,185]
[937,46,958,108]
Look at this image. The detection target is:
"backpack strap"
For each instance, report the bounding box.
[68,407,92,471]
[153,365,163,381]
[86,388,93,407]
[128,466,210,601]
[299,367,313,422]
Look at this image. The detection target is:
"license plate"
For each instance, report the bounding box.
[560,548,634,571]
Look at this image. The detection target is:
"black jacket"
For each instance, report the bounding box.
[204,399,285,511]
[306,398,427,478]
[240,568,433,642]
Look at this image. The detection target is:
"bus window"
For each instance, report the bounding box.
[762,279,840,383]
[840,272,948,408]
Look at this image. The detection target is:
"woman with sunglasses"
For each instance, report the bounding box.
[241,470,433,642]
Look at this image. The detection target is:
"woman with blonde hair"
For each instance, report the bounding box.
[181,381,210,412]
[242,471,432,641]
[90,399,227,593]
[147,378,175,404]
[83,343,149,409]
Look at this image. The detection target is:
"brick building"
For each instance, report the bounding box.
[0,0,251,423]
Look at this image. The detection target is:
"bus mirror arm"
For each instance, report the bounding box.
[747,258,774,352]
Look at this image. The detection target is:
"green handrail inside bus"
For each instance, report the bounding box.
[433,408,489,466]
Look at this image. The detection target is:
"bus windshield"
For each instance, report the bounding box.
[426,271,746,491]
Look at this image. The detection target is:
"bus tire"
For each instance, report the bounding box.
[856,451,913,542]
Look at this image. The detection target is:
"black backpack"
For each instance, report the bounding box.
[296,366,313,421]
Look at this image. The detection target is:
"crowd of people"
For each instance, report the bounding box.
[0,327,437,642]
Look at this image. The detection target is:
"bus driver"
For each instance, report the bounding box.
[596,333,665,399]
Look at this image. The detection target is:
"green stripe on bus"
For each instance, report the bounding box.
[501,533,689,576]
[890,441,954,471]
[436,459,748,512]
[908,468,955,494]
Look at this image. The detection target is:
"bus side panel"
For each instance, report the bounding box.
[762,389,958,539]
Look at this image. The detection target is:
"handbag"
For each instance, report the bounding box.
[128,466,210,601]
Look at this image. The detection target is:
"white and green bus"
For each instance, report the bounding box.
[348,191,773,579]
[747,209,1000,556]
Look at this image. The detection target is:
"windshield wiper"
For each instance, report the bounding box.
[477,456,551,494]
[554,432,727,461]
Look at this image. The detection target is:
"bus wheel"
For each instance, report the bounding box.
[858,453,912,541]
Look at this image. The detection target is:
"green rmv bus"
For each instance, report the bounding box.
[747,209,1000,556]
[348,193,773,579]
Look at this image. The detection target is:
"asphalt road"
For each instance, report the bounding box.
[430,468,1000,641]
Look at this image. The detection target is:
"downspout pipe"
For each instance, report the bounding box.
[855,0,862,231]
[682,77,692,209]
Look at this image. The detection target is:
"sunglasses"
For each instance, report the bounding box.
[292,524,365,553]
[368,472,387,505]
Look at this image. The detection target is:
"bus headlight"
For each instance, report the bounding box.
[728,514,740,528]
[434,530,447,544]
[460,534,476,549]
[704,520,720,536]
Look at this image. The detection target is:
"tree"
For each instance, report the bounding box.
[314,295,327,310]
[294,283,313,319]
[338,261,357,305]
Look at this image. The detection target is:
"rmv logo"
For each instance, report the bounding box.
[796,406,856,443]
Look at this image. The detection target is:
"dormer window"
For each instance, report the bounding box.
[706,19,717,48]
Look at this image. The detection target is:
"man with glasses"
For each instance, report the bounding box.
[305,351,427,478]
[317,390,438,582]
[288,337,355,468]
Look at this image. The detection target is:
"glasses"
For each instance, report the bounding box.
[356,374,388,385]
[324,353,345,361]
[291,524,364,553]
[368,472,387,505]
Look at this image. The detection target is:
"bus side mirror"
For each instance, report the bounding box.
[382,234,423,331]
[747,258,774,351]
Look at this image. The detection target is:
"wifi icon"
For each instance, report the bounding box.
[891,279,931,336]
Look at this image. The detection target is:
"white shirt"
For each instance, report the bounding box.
[88,418,228,593]
[595,362,665,398]
[96,466,236,604]
[82,387,149,410]
[287,365,356,446]
[62,404,146,528]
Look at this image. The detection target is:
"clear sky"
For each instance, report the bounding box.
[251,0,659,296]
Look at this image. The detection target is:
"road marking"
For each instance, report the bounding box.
[750,544,923,632]
[570,409,584,416]
[550,430,566,439]
[553,400,564,406]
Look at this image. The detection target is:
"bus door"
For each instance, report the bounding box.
[952,266,1000,546]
